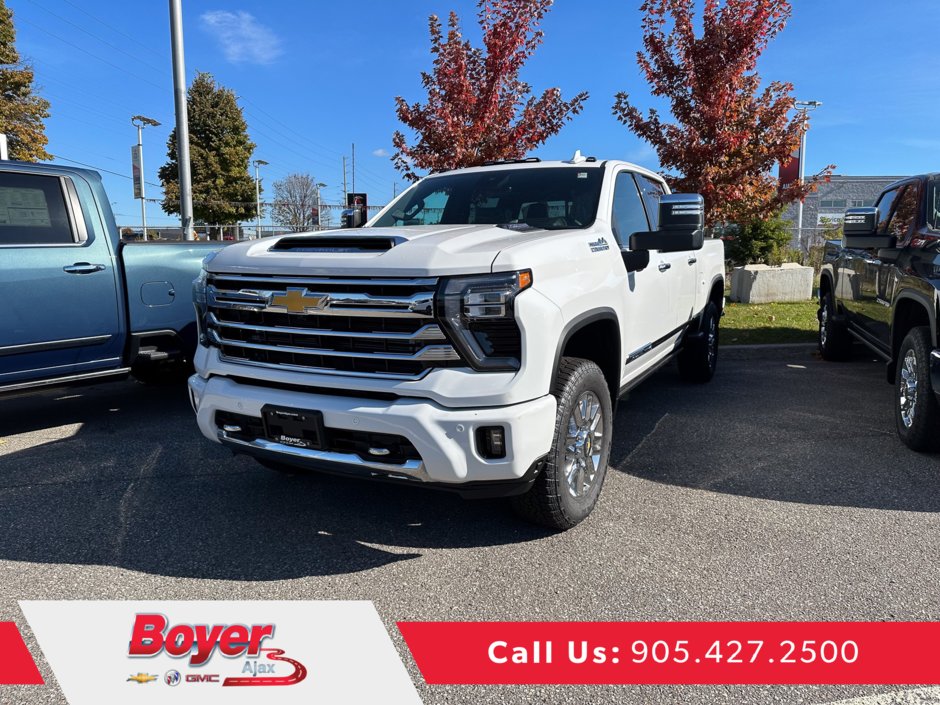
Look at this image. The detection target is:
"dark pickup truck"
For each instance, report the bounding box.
[0,161,222,395]
[819,174,940,450]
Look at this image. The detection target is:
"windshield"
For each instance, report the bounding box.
[371,166,604,230]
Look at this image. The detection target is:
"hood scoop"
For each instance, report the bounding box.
[269,235,400,253]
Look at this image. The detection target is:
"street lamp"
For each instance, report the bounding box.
[794,100,822,247]
[253,159,268,238]
[131,115,161,241]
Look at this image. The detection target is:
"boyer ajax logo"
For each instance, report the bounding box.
[127,613,308,687]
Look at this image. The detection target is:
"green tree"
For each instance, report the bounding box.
[0,0,50,161]
[159,72,257,227]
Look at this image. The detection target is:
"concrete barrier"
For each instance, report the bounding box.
[730,263,814,304]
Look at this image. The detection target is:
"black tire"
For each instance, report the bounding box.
[511,358,613,530]
[818,291,852,361]
[894,326,940,452]
[678,302,719,383]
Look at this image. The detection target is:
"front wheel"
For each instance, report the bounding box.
[511,358,613,530]
[895,326,940,452]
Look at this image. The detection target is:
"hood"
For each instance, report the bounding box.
[206,224,563,277]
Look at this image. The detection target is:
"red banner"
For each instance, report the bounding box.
[398,622,940,685]
[0,622,44,685]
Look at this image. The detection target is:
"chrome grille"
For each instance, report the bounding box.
[205,274,461,379]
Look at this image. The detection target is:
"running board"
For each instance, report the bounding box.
[0,367,132,395]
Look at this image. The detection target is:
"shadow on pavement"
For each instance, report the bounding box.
[0,382,550,582]
[610,346,940,512]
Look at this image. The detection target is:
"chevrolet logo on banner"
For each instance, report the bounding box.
[271,288,329,314]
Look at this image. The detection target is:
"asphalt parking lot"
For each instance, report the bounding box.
[1,346,939,705]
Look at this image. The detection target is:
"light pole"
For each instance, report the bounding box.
[315,181,326,230]
[794,99,822,247]
[131,115,160,241]
[253,159,268,238]
[169,0,194,241]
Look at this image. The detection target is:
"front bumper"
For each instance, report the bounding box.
[188,374,557,495]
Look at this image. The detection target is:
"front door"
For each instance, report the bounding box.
[610,170,679,380]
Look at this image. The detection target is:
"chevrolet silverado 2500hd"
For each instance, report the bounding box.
[0,162,223,394]
[188,155,725,529]
[819,174,940,451]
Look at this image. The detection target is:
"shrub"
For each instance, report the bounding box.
[722,216,793,267]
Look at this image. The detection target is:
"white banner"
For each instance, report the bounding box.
[19,600,421,705]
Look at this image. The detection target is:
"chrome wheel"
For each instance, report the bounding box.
[899,350,918,429]
[707,316,718,369]
[820,301,829,347]
[564,391,604,498]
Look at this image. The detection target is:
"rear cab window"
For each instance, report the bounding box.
[0,171,78,246]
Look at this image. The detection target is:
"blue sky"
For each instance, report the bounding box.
[9,0,940,227]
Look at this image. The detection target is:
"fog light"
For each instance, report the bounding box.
[476,426,506,459]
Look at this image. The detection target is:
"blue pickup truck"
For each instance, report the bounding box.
[0,161,222,394]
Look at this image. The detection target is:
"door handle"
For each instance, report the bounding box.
[658,262,671,272]
[687,257,698,265]
[63,262,106,274]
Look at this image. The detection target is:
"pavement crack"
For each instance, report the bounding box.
[112,446,161,565]
[622,412,670,465]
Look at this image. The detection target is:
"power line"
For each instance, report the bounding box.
[24,0,169,78]
[59,0,169,61]
[51,154,163,190]
[17,15,168,92]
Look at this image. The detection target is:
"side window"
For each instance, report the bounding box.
[0,172,76,245]
[875,188,899,234]
[611,172,650,248]
[887,182,921,244]
[635,175,666,229]
[928,181,940,232]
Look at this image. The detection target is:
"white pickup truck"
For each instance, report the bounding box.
[188,154,725,529]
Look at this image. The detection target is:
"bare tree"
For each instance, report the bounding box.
[271,173,323,232]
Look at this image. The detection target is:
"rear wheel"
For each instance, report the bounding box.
[818,291,852,361]
[895,326,940,452]
[511,358,612,530]
[678,302,719,383]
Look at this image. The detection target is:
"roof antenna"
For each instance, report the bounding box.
[566,149,587,164]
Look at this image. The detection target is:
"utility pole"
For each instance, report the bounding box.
[253,159,268,239]
[315,181,326,230]
[392,182,398,198]
[131,115,160,241]
[351,142,356,195]
[342,156,348,204]
[794,99,822,248]
[169,0,194,240]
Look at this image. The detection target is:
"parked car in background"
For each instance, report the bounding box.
[0,161,223,395]
[819,174,940,450]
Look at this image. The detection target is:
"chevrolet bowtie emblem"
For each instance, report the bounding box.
[271,288,329,313]
[127,673,158,684]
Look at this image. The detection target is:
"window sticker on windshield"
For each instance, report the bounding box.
[577,172,588,179]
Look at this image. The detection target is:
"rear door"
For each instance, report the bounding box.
[0,170,124,386]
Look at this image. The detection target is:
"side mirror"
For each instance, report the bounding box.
[877,248,900,264]
[843,207,892,248]
[628,193,705,253]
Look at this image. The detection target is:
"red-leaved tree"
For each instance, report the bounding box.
[392,0,588,182]
[613,0,833,225]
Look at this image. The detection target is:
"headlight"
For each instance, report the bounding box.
[437,270,532,371]
[193,252,217,346]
